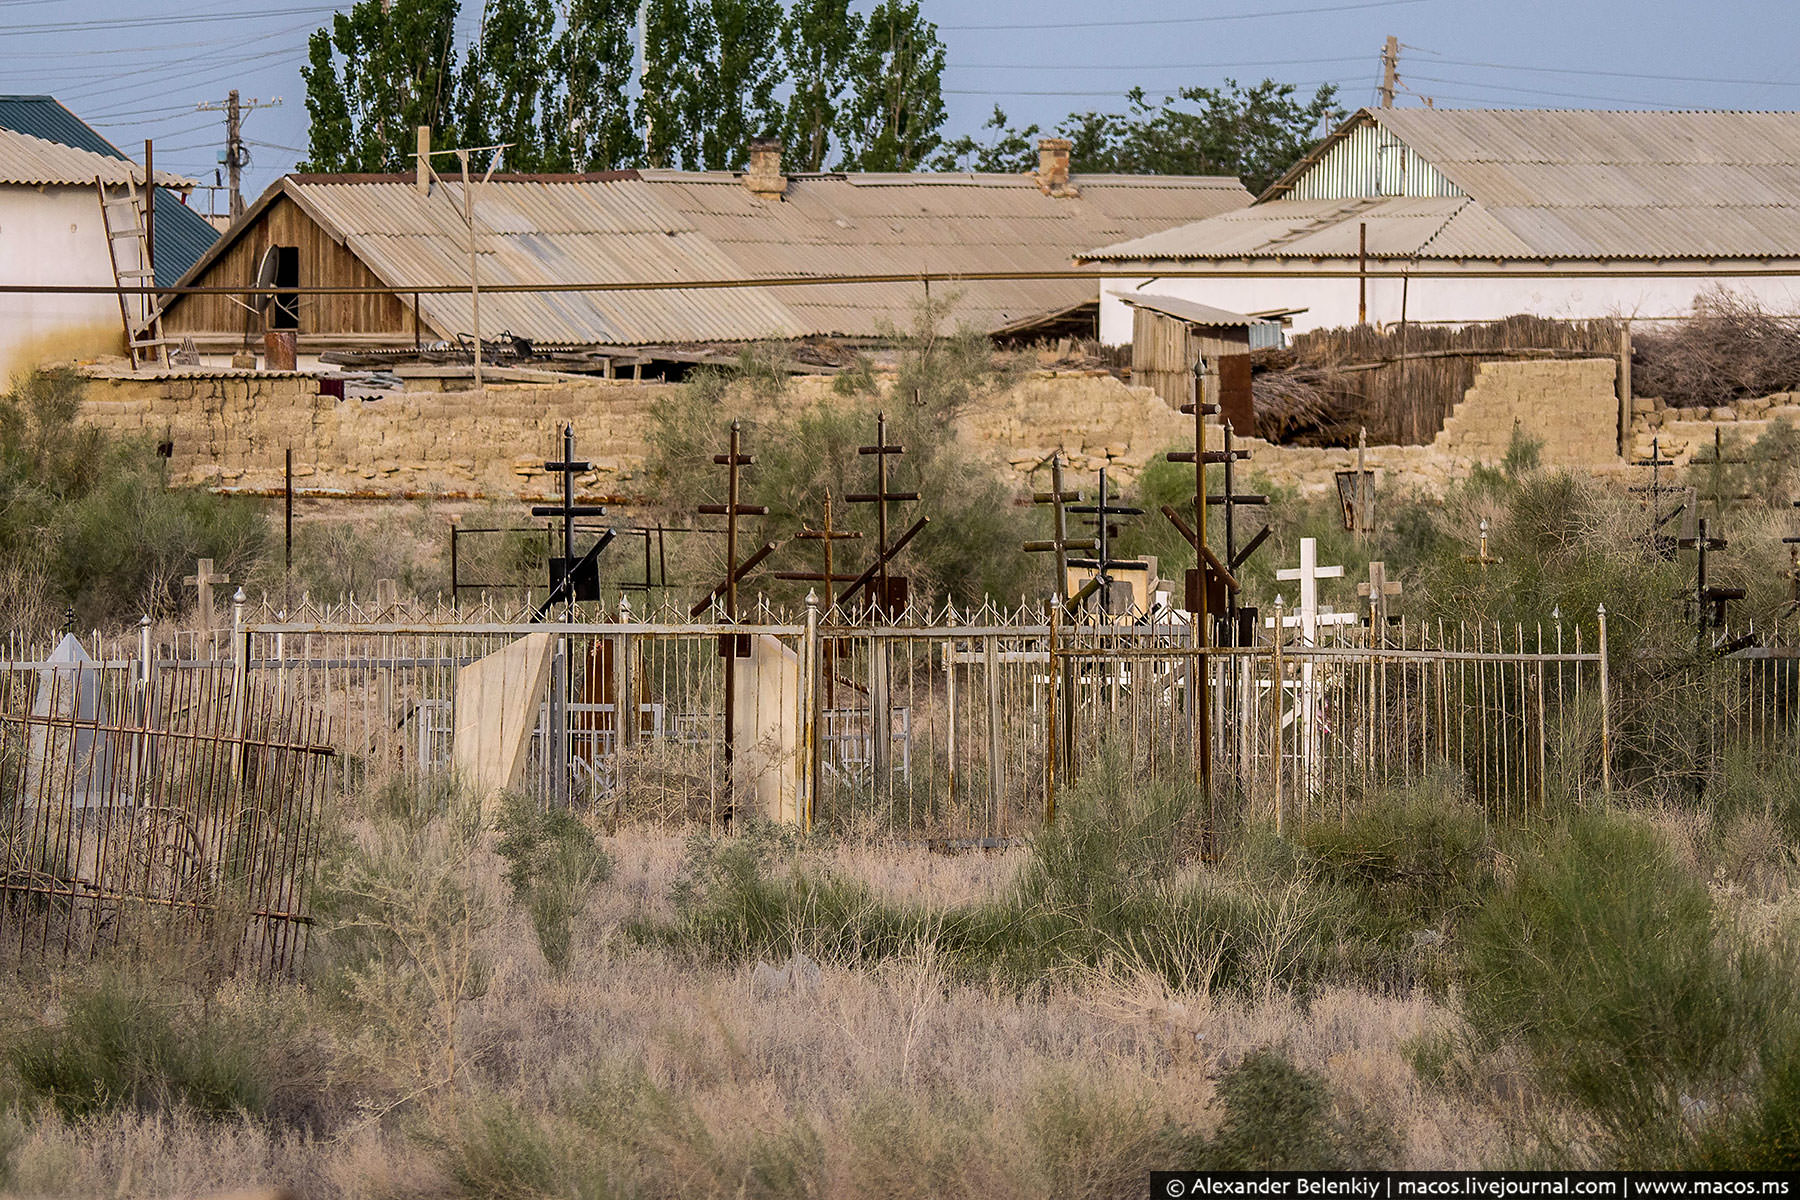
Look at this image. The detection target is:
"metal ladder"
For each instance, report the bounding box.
[95,175,171,370]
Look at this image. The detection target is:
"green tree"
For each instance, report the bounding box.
[641,0,785,170]
[543,0,643,171]
[695,0,786,170]
[835,0,947,171]
[932,105,1040,173]
[456,0,558,170]
[1061,79,1343,193]
[639,0,704,168]
[779,0,864,171]
[299,0,463,172]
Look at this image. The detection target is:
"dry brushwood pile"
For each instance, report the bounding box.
[1632,290,1800,411]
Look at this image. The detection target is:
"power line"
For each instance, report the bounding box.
[942,0,1425,32]
[946,80,1342,100]
[0,4,337,37]
[945,55,1368,71]
[1411,50,1800,90]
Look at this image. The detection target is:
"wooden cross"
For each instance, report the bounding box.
[1357,560,1404,629]
[1023,451,1096,613]
[1274,537,1346,646]
[183,557,229,631]
[774,490,863,596]
[847,411,920,616]
[692,418,771,626]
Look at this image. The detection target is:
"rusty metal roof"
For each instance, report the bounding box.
[1084,108,1800,263]
[0,125,190,189]
[185,170,1249,344]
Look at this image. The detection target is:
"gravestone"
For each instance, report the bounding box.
[453,632,555,817]
[732,633,801,823]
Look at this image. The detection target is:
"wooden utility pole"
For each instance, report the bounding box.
[197,91,282,223]
[1379,35,1400,107]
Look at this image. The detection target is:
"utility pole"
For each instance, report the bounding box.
[414,133,513,388]
[197,91,282,222]
[1379,35,1400,108]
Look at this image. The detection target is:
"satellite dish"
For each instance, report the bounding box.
[250,245,279,315]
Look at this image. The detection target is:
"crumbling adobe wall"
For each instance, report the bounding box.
[77,356,1633,505]
[1432,358,1621,466]
[79,372,659,499]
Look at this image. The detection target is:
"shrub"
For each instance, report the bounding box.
[1205,1047,1397,1168]
[495,794,613,973]
[1462,813,1781,1163]
[1296,781,1494,988]
[7,969,327,1126]
[0,367,266,632]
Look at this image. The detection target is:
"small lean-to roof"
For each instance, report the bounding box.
[0,94,218,285]
[1117,293,1273,329]
[1083,108,1800,263]
[174,168,1251,344]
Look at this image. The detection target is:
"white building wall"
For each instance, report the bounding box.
[1099,269,1800,344]
[0,184,132,379]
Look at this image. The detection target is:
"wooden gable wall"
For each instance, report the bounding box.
[162,193,421,341]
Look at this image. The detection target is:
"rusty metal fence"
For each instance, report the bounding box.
[0,654,334,974]
[211,596,1610,837]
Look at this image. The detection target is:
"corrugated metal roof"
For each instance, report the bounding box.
[185,170,1250,344]
[0,94,219,285]
[1087,108,1800,263]
[0,126,187,188]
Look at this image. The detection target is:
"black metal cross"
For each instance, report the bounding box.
[1024,451,1097,613]
[1678,516,1743,651]
[1164,417,1269,643]
[846,411,921,616]
[1629,436,1687,559]
[531,423,615,620]
[1783,499,1800,616]
[1067,466,1144,617]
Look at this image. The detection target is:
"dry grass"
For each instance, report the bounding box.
[0,821,1555,1198]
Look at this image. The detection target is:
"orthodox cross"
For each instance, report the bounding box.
[773,490,863,706]
[1464,518,1504,569]
[1357,561,1405,631]
[1166,416,1270,643]
[690,419,773,626]
[1067,467,1144,616]
[773,490,863,599]
[1678,516,1743,651]
[846,411,921,616]
[184,557,229,632]
[1024,451,1096,613]
[532,424,615,620]
[1629,436,1686,558]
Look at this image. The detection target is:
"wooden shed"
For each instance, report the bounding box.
[1121,293,1283,411]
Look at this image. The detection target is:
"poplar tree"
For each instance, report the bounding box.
[299,0,463,172]
[834,0,948,171]
[544,0,643,171]
[780,0,864,171]
[456,0,558,170]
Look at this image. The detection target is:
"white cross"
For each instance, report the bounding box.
[1274,537,1344,646]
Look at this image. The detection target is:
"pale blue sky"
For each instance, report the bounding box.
[2,0,1794,214]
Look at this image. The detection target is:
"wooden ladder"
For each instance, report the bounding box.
[96,175,172,370]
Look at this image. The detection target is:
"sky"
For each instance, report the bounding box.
[2,0,1795,215]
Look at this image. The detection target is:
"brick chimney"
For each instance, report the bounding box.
[1035,137,1077,197]
[744,139,787,199]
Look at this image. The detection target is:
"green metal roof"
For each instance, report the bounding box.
[0,95,220,286]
